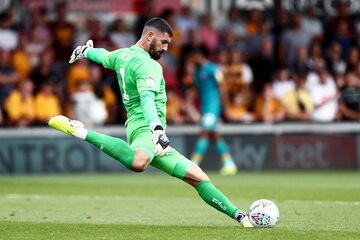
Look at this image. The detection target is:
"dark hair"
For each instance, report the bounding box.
[143,17,173,37]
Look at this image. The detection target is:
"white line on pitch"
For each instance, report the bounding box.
[284,200,360,206]
[3,194,195,201]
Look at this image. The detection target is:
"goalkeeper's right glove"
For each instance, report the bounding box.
[151,124,170,157]
[69,40,93,64]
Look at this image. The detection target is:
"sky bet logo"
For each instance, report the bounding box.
[212,198,226,211]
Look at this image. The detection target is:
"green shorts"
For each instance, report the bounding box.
[128,127,192,179]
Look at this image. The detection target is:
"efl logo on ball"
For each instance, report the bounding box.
[248,199,280,227]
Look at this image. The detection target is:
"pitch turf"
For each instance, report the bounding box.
[0,171,359,240]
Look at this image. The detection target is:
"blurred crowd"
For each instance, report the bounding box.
[0,0,360,128]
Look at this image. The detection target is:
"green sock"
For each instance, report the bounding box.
[85,130,135,169]
[195,180,239,218]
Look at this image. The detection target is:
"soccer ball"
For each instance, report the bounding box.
[248,199,279,227]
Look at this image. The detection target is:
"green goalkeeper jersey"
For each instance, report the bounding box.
[86,45,167,131]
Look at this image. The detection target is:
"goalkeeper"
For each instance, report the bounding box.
[49,17,252,227]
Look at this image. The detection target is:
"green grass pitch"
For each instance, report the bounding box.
[0,171,359,240]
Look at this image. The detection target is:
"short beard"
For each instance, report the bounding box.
[149,39,163,60]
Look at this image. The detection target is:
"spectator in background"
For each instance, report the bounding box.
[0,10,18,51]
[215,49,228,71]
[3,79,35,127]
[224,92,254,123]
[88,65,117,124]
[73,16,97,48]
[254,82,285,123]
[220,7,247,52]
[356,12,360,48]
[291,44,311,74]
[158,10,181,73]
[245,7,263,37]
[87,17,113,49]
[72,80,107,127]
[0,106,3,125]
[64,57,91,117]
[188,47,238,176]
[302,6,323,42]
[279,13,312,67]
[179,57,195,91]
[49,1,75,81]
[223,48,253,108]
[328,1,356,40]
[272,67,294,100]
[306,58,334,91]
[357,62,360,78]
[50,1,75,60]
[334,72,346,90]
[249,37,275,94]
[24,4,51,40]
[30,48,64,111]
[11,32,32,80]
[158,58,178,91]
[0,48,20,106]
[346,46,359,72]
[134,0,155,39]
[161,9,184,59]
[175,5,198,41]
[197,12,220,56]
[109,18,136,49]
[326,20,352,60]
[326,41,346,77]
[179,28,207,90]
[272,7,289,64]
[182,86,201,123]
[66,59,91,94]
[273,7,289,37]
[309,69,338,122]
[339,71,360,121]
[34,80,62,125]
[247,18,274,56]
[26,24,50,68]
[23,5,51,67]
[219,28,243,52]
[30,48,62,94]
[166,88,185,125]
[282,72,313,121]
[307,40,324,71]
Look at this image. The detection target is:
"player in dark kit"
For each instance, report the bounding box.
[189,48,238,176]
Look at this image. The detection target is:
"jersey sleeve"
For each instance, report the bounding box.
[134,59,162,94]
[140,90,161,126]
[86,48,122,71]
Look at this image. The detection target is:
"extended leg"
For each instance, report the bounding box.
[48,115,150,172]
[151,148,253,227]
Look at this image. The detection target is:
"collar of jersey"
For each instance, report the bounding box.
[130,45,150,58]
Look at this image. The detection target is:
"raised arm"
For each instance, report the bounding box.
[69,40,118,71]
[86,48,110,65]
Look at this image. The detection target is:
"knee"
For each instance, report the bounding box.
[130,150,150,172]
[192,167,209,183]
[131,161,148,172]
[183,163,209,186]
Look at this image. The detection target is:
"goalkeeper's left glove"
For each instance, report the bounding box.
[151,124,170,156]
[69,40,93,64]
